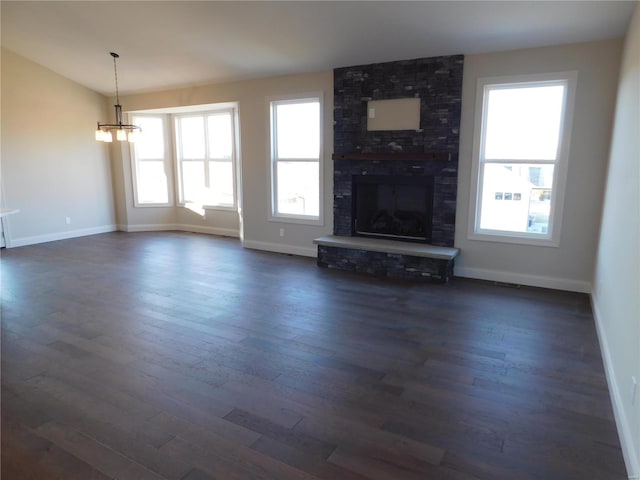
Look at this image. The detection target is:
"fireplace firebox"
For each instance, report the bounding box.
[352,175,434,243]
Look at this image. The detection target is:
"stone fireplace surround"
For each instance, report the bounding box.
[333,153,456,247]
[315,55,463,282]
[352,173,434,243]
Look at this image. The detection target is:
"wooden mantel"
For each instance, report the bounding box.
[332,152,452,162]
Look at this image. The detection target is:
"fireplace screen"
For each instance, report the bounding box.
[352,175,434,243]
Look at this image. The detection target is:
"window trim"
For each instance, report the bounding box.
[467,71,577,247]
[129,113,173,208]
[174,107,238,211]
[268,94,324,225]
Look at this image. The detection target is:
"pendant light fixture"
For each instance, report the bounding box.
[95,52,141,143]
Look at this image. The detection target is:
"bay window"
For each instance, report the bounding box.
[131,115,171,206]
[176,109,237,209]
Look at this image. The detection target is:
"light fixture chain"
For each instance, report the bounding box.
[112,53,120,105]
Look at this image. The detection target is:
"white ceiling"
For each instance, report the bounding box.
[1,1,636,96]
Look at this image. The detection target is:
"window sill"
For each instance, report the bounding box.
[468,231,559,248]
[203,205,237,212]
[134,202,173,208]
[177,203,237,212]
[269,214,323,227]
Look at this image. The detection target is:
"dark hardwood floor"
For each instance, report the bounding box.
[0,231,627,479]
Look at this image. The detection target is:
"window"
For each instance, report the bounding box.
[175,109,237,209]
[270,96,322,222]
[131,115,171,206]
[469,72,577,246]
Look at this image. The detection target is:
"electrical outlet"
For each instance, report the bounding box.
[65,217,71,225]
[279,228,285,237]
[632,376,637,406]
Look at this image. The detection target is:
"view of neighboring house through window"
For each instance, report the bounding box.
[176,110,236,209]
[470,72,576,245]
[270,96,322,222]
[131,115,171,206]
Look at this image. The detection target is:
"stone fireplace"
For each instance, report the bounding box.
[315,54,464,282]
[333,152,457,248]
[352,174,434,243]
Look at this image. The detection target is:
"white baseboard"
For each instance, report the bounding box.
[117,223,239,238]
[591,295,640,480]
[8,225,117,248]
[8,224,240,248]
[175,224,239,238]
[242,239,316,258]
[120,228,310,257]
[117,223,177,232]
[454,266,591,293]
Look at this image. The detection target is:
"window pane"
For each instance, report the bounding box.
[479,163,554,234]
[275,101,320,159]
[181,161,205,203]
[179,116,205,159]
[207,161,234,206]
[276,161,319,216]
[137,161,168,204]
[207,113,233,159]
[484,85,564,160]
[133,117,164,159]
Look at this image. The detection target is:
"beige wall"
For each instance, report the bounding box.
[115,71,334,254]
[1,48,115,246]
[115,40,622,281]
[3,40,624,280]
[455,39,623,292]
[593,4,640,477]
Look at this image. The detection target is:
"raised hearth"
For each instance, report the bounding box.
[314,235,459,283]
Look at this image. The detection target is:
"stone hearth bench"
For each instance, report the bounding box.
[313,235,460,283]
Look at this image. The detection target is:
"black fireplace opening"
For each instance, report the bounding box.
[352,175,434,243]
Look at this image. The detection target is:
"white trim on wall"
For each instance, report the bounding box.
[8,225,118,248]
[118,223,239,238]
[454,265,591,293]
[591,295,640,480]
[242,239,316,258]
[117,223,177,232]
[178,225,239,238]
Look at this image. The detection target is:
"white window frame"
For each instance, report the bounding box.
[468,71,577,247]
[268,94,324,225]
[174,108,238,211]
[130,113,173,207]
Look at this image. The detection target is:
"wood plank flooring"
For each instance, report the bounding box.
[0,231,627,479]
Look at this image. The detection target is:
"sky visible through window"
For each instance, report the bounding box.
[273,100,320,217]
[484,85,564,160]
[132,116,168,204]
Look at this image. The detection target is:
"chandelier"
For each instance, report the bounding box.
[95,52,141,143]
